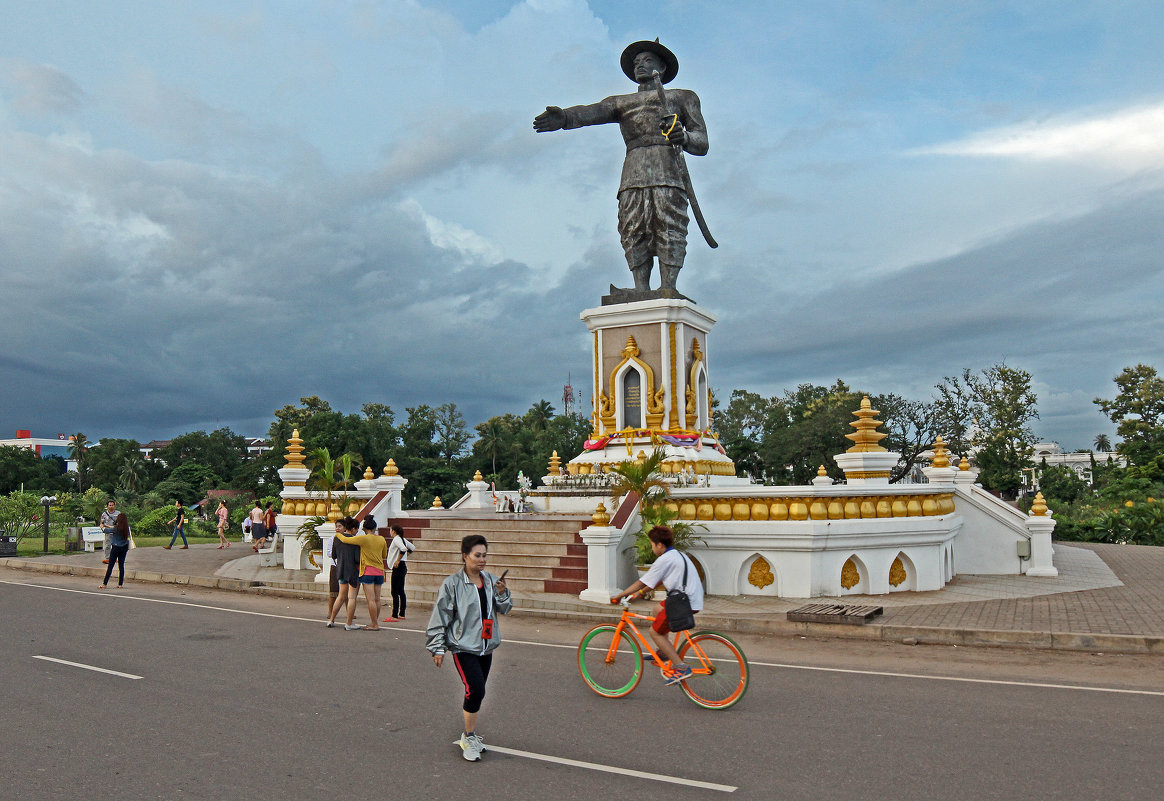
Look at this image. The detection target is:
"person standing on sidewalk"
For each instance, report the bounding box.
[327,517,363,630]
[100,513,132,589]
[164,500,187,550]
[215,500,230,549]
[425,534,511,762]
[249,501,267,551]
[385,524,415,622]
[99,499,118,564]
[333,516,388,630]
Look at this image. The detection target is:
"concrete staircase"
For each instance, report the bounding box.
[383,512,591,596]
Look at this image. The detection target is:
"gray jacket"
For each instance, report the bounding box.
[425,569,512,657]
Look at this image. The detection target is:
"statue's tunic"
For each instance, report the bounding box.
[562,86,707,269]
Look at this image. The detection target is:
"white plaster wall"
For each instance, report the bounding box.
[952,485,1027,575]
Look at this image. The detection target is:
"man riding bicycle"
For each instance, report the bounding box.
[610,525,704,685]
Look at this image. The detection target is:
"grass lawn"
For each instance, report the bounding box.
[14,535,241,556]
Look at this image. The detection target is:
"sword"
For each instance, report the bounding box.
[652,72,717,249]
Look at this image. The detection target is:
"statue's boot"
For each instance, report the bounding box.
[631,262,653,291]
[660,263,681,291]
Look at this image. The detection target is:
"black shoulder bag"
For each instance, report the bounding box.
[664,554,696,632]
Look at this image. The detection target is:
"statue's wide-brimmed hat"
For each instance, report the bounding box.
[621,39,679,84]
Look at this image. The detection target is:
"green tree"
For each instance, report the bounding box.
[1093,433,1112,453]
[0,492,43,545]
[1038,462,1091,506]
[1095,364,1164,466]
[119,453,148,493]
[759,380,862,485]
[932,369,982,461]
[154,429,247,485]
[153,462,219,506]
[68,432,91,491]
[716,390,787,482]
[871,393,941,482]
[971,364,1039,498]
[0,446,68,494]
[86,438,144,494]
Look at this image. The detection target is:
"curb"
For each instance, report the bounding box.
[4,558,1161,655]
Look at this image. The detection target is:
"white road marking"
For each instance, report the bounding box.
[4,578,1163,697]
[32,655,142,680]
[482,743,737,792]
[747,660,1164,697]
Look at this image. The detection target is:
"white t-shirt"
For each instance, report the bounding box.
[640,548,703,612]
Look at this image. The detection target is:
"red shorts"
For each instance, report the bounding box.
[652,601,670,635]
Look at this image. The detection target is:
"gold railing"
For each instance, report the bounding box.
[663,493,955,522]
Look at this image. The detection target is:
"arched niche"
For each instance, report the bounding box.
[736,553,778,596]
[888,551,917,592]
[839,554,869,595]
[614,361,647,430]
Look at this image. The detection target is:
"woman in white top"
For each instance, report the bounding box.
[385,524,415,621]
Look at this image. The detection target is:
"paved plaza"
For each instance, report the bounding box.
[4,540,1162,653]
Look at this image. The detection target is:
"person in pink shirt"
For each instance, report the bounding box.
[215,500,231,549]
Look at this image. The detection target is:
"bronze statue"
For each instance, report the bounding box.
[534,40,714,296]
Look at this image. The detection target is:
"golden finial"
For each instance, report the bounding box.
[1030,492,1049,517]
[691,338,702,360]
[932,436,950,469]
[284,428,306,469]
[473,469,483,482]
[547,451,561,476]
[635,450,646,465]
[959,456,970,471]
[383,458,399,477]
[432,496,444,509]
[592,503,610,526]
[817,465,828,477]
[363,465,374,480]
[327,501,341,523]
[621,335,640,359]
[845,397,888,453]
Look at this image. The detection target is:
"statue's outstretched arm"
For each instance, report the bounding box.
[533,106,566,133]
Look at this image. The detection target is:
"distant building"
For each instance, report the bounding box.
[1023,442,1124,489]
[0,430,85,471]
[139,440,171,460]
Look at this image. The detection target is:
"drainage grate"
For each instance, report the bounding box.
[787,603,884,625]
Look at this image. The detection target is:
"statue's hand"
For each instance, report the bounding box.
[660,114,687,146]
[534,106,566,133]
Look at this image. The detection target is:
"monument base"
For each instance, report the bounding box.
[603,285,691,305]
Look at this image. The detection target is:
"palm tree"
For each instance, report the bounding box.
[606,447,669,510]
[478,420,506,477]
[119,453,147,493]
[1093,434,1112,453]
[68,432,90,491]
[527,400,554,433]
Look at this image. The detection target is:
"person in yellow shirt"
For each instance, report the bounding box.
[334,516,388,630]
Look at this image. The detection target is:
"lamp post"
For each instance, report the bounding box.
[40,495,56,554]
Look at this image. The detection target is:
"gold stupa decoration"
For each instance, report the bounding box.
[817,465,828,477]
[473,469,483,481]
[432,496,444,509]
[959,456,971,471]
[1030,492,1049,517]
[383,458,399,477]
[845,397,888,453]
[591,503,610,526]
[327,501,341,523]
[363,465,374,480]
[931,436,950,468]
[284,429,306,470]
[547,451,561,476]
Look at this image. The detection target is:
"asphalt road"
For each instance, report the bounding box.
[3,571,1162,801]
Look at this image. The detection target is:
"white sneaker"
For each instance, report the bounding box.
[457,732,483,761]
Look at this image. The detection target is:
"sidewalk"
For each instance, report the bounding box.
[3,541,1162,655]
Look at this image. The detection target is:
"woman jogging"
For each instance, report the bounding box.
[215,500,230,548]
[99,513,132,589]
[385,524,415,621]
[333,516,388,630]
[425,534,511,762]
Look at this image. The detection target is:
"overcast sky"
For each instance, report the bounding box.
[3,0,1162,451]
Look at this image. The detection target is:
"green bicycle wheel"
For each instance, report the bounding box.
[577,625,643,698]
[676,631,750,709]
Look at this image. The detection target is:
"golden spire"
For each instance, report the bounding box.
[592,502,610,526]
[284,429,306,470]
[383,458,399,477]
[959,456,971,471]
[1030,492,1049,517]
[547,451,561,476]
[432,496,444,509]
[621,335,640,359]
[932,436,950,469]
[844,397,888,453]
[473,469,483,482]
[363,465,374,480]
[817,465,828,477]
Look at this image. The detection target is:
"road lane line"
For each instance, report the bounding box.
[483,743,736,792]
[5,578,1162,697]
[746,660,1164,697]
[32,655,142,680]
